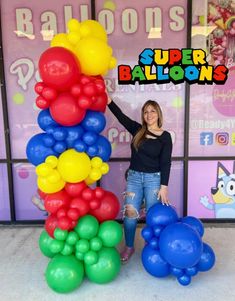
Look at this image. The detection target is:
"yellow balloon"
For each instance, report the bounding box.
[91,157,103,168]
[85,177,96,185]
[67,19,81,32]
[36,163,51,177]
[89,168,102,181]
[50,33,75,53]
[37,176,65,194]
[67,32,81,45]
[57,149,91,183]
[75,37,113,75]
[80,20,107,42]
[101,163,109,174]
[48,170,61,183]
[45,156,58,168]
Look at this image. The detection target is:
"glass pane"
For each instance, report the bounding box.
[95,0,187,157]
[0,164,10,221]
[13,163,47,220]
[1,0,91,159]
[0,93,6,159]
[188,160,235,219]
[189,0,235,156]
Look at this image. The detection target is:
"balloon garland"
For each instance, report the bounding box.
[27,19,122,293]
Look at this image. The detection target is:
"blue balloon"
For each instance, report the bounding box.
[53,127,68,141]
[94,136,112,162]
[87,145,98,157]
[196,243,216,272]
[37,109,57,131]
[170,266,184,277]
[152,225,164,237]
[149,237,159,249]
[159,222,203,269]
[53,141,67,153]
[146,203,178,227]
[26,133,57,166]
[74,139,87,152]
[185,266,198,276]
[181,216,204,237]
[81,110,106,133]
[82,131,98,146]
[42,134,55,147]
[177,274,191,286]
[66,126,84,148]
[141,227,153,242]
[142,246,170,278]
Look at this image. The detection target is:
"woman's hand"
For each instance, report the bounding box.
[157,185,170,206]
[107,94,112,104]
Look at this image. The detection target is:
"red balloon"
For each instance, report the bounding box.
[90,191,120,222]
[65,182,87,197]
[70,84,82,97]
[45,214,58,237]
[94,187,105,199]
[42,87,57,101]
[80,75,91,85]
[36,96,49,109]
[77,95,93,110]
[83,82,97,97]
[67,208,80,221]
[94,79,105,95]
[56,207,68,219]
[50,92,85,126]
[82,188,95,201]
[39,47,81,91]
[70,197,90,216]
[58,216,72,230]
[44,190,70,214]
[89,198,101,210]
[90,93,107,112]
[34,82,45,94]
[70,220,77,229]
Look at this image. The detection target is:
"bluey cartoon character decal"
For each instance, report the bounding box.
[200,161,235,218]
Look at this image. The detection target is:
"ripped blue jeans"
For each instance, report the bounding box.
[123,169,161,248]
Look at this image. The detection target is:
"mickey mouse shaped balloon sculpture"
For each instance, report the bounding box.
[26,19,123,293]
[141,203,216,286]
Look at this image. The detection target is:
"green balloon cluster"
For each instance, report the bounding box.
[39,215,123,292]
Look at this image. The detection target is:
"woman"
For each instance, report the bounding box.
[107,96,173,263]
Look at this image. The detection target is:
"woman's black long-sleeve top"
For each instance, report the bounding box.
[108,101,173,186]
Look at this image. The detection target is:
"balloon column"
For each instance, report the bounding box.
[141,203,216,286]
[27,19,123,293]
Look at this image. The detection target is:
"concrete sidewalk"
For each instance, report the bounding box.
[0,225,234,301]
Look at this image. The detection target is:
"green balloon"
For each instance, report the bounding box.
[39,230,55,258]
[46,254,84,293]
[90,237,103,251]
[75,215,99,240]
[66,231,79,245]
[85,247,121,284]
[98,221,123,247]
[49,240,65,254]
[61,243,74,256]
[54,228,68,241]
[75,251,84,261]
[76,239,90,253]
[84,250,98,265]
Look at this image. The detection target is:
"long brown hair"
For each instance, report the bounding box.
[132,100,163,150]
